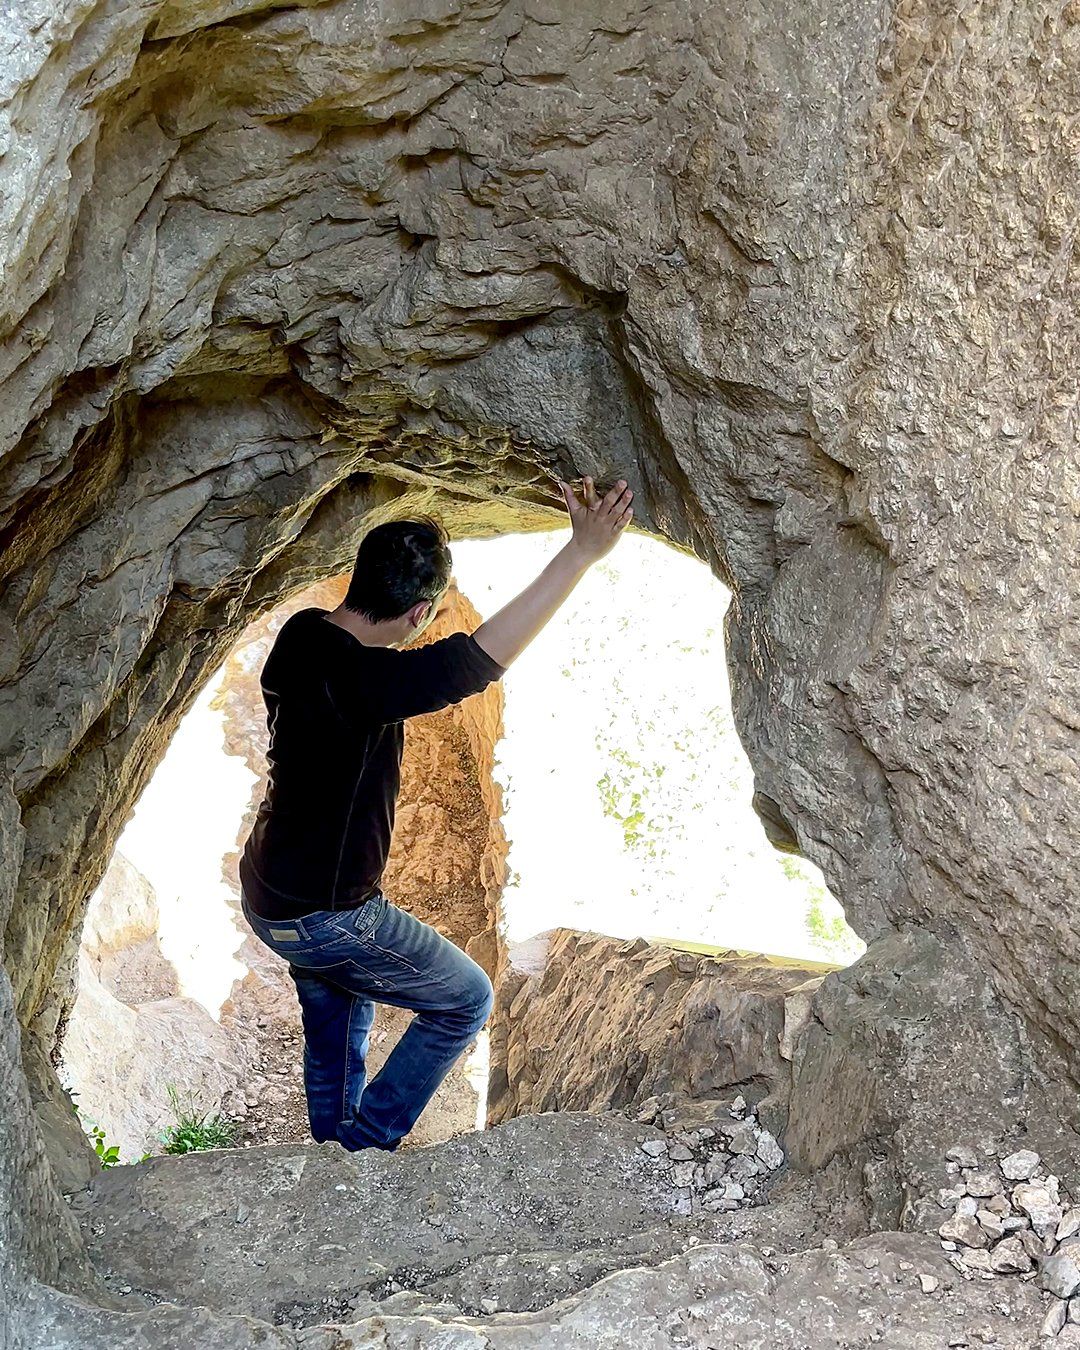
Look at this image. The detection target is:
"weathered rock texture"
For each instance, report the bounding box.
[0,0,1077,1344]
[488,928,825,1134]
[49,1110,1055,1348]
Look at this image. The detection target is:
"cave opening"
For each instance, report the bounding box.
[61,524,859,1167]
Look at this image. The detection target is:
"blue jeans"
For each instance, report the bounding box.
[240,888,494,1151]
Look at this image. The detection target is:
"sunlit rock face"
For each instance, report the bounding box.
[0,0,1077,1333]
[62,854,245,1161]
[488,928,826,1132]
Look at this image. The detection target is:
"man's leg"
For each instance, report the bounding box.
[312,897,495,1153]
[341,983,492,1152]
[287,964,377,1144]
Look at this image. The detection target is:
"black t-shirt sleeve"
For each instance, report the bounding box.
[325,630,506,725]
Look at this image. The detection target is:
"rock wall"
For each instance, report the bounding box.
[488,928,825,1136]
[62,854,245,1160]
[0,0,1076,1324]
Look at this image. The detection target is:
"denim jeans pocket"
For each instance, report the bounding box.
[349,903,422,977]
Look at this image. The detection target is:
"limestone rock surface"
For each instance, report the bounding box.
[0,0,1077,1344]
[488,927,826,1136]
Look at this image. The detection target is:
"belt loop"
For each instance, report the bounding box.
[295,915,310,939]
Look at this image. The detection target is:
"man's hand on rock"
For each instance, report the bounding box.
[558,475,634,564]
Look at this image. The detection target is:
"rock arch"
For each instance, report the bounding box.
[1,0,1076,1341]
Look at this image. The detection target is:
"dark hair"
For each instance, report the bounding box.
[344,516,452,622]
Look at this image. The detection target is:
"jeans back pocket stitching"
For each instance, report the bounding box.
[356,938,421,976]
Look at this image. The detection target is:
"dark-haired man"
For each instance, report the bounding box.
[239,475,634,1152]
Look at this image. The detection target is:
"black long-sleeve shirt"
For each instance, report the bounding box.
[238,607,506,921]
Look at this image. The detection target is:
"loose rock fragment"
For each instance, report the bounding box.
[634,1097,662,1124]
[977,1210,1005,1240]
[940,1214,989,1249]
[1042,1299,1068,1338]
[1041,1248,1080,1300]
[1001,1149,1041,1181]
[1021,1229,1049,1262]
[728,1155,761,1183]
[723,1123,757,1155]
[965,1172,1003,1199]
[989,1237,1032,1274]
[755,1130,784,1170]
[1015,1185,1064,1239]
[671,1161,695,1187]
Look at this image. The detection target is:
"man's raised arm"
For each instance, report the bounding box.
[471,475,634,669]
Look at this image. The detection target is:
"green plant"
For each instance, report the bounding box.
[88,1122,121,1168]
[71,1095,124,1168]
[159,1084,240,1155]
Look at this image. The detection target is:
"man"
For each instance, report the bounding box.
[239,473,634,1152]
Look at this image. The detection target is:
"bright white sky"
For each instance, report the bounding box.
[452,531,859,961]
[113,529,861,1018]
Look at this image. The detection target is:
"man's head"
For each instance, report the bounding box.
[344,516,452,644]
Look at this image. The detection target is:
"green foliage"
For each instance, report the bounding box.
[591,659,740,876]
[71,1093,129,1168]
[780,856,863,963]
[805,896,854,952]
[562,572,863,964]
[87,1122,121,1168]
[159,1084,240,1155]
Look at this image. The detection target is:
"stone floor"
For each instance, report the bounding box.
[26,1108,1060,1349]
